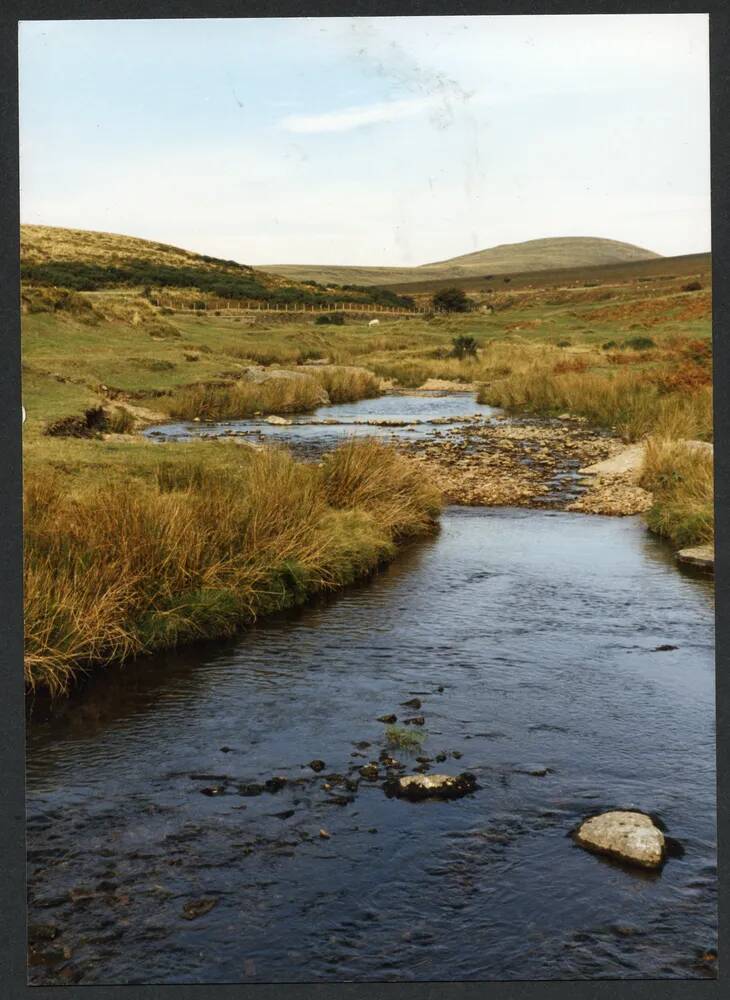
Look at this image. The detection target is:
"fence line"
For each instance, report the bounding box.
[150,296,424,317]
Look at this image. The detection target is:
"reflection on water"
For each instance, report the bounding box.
[26,509,716,984]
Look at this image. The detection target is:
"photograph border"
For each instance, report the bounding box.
[1,1,727,997]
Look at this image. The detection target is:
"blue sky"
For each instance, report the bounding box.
[19,15,710,265]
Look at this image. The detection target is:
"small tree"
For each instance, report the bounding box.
[451,335,478,359]
[432,287,471,313]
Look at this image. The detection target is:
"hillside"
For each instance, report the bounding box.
[19,225,416,310]
[383,252,711,296]
[264,236,660,287]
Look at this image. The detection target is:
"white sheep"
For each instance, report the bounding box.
[368,318,380,327]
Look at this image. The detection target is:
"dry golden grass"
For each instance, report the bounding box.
[478,364,713,442]
[24,441,441,694]
[163,375,326,420]
[640,437,714,547]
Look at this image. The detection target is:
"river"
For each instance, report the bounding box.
[26,395,717,984]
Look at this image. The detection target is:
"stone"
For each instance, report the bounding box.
[377,714,397,724]
[573,811,666,869]
[385,772,478,801]
[181,898,218,920]
[653,644,678,652]
[676,545,714,571]
[403,715,425,726]
[265,776,288,793]
[265,414,293,426]
[359,763,379,781]
[308,759,326,772]
[401,697,422,709]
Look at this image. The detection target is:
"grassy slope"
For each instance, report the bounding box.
[264,236,660,286]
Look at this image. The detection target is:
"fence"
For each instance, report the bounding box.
[151,297,424,317]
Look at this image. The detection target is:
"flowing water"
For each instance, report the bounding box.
[27,397,717,985]
[145,389,499,453]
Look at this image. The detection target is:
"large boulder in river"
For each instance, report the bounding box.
[384,772,477,801]
[574,811,665,869]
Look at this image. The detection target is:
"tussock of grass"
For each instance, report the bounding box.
[24,441,441,694]
[640,437,714,548]
[479,366,713,442]
[322,438,442,539]
[164,366,382,420]
[310,366,381,404]
[164,375,326,420]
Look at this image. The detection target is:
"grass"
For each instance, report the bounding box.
[385,725,426,751]
[24,440,442,695]
[640,437,714,548]
[478,353,713,442]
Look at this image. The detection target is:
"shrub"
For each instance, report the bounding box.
[451,335,479,359]
[556,339,572,348]
[432,287,471,313]
[623,336,656,350]
[602,340,618,350]
[315,313,345,326]
[682,281,703,292]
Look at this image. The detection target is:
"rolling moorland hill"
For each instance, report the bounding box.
[264,236,661,287]
[19,225,416,310]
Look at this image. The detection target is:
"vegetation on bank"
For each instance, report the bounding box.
[24,440,441,695]
[640,437,714,549]
[162,367,382,421]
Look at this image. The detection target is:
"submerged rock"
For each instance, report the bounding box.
[359,763,379,781]
[181,898,218,920]
[403,715,425,726]
[307,759,326,772]
[573,810,666,869]
[377,714,397,724]
[384,772,478,801]
[676,545,714,571]
[401,697,422,709]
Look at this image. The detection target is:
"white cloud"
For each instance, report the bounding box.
[279,95,438,134]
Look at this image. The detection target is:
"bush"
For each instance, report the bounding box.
[451,335,479,359]
[682,281,703,292]
[432,287,471,313]
[623,336,656,350]
[315,313,345,326]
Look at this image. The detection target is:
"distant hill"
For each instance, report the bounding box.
[264,236,661,287]
[19,225,416,309]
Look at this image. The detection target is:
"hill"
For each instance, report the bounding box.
[19,225,416,310]
[382,252,711,296]
[264,236,661,287]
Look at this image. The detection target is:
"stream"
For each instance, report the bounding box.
[26,394,717,984]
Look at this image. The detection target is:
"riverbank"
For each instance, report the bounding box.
[24,439,441,695]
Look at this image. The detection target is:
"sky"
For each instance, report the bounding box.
[18,14,711,266]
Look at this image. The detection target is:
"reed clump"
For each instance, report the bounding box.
[640,437,714,548]
[478,365,713,442]
[164,375,326,420]
[24,442,441,695]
